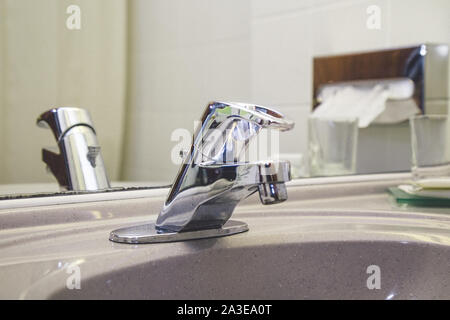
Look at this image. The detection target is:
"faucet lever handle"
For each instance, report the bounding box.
[42,148,70,189]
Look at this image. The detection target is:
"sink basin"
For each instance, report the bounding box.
[0,174,449,299]
[50,239,449,300]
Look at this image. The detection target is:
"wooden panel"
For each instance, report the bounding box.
[313,46,424,112]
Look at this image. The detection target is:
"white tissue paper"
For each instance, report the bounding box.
[312,80,420,128]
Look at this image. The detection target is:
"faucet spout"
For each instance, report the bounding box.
[37,107,110,191]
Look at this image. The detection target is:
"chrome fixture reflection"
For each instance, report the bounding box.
[110,101,294,244]
[37,107,110,191]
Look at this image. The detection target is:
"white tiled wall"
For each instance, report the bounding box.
[122,0,450,182]
[122,0,252,182]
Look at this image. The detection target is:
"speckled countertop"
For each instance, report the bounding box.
[0,173,449,299]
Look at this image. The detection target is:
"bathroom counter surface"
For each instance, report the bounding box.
[0,173,449,299]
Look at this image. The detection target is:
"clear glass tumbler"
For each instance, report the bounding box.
[410,115,450,180]
[308,116,358,177]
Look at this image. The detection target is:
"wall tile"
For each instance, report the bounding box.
[251,11,312,105]
[251,0,310,18]
[310,0,389,56]
[205,39,251,102]
[275,105,311,156]
[387,0,450,47]
[208,0,251,41]
[123,108,196,182]
[135,0,251,51]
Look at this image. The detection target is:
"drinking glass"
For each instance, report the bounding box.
[410,115,450,180]
[308,116,358,177]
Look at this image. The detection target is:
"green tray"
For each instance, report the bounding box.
[388,187,450,207]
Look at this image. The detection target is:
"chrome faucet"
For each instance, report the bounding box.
[110,101,294,244]
[37,107,110,191]
[156,101,294,232]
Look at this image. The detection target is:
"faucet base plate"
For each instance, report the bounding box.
[109,220,249,244]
